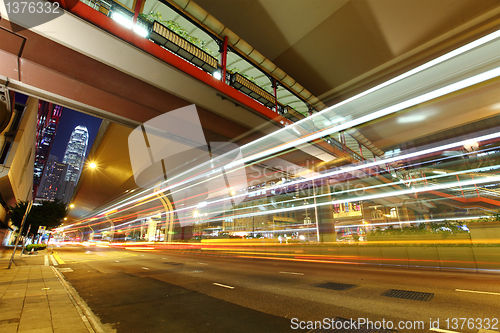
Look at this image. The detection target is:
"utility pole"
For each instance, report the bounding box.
[8,201,33,269]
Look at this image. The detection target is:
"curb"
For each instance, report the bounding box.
[51,266,115,333]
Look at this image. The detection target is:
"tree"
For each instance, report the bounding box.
[8,199,68,236]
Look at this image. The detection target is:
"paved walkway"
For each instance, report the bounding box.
[0,247,113,333]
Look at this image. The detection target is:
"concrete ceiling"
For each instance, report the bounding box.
[193,0,500,99]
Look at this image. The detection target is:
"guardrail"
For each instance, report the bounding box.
[229,73,276,108]
[149,21,218,74]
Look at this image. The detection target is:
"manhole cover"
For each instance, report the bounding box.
[164,262,183,266]
[381,289,433,301]
[315,282,356,291]
[308,317,397,332]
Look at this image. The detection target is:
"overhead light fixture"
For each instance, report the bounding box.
[133,25,148,38]
[111,12,132,29]
[213,70,222,80]
[111,11,149,37]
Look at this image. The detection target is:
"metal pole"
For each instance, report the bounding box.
[221,36,228,83]
[273,79,278,113]
[312,181,320,243]
[19,224,31,259]
[8,201,32,269]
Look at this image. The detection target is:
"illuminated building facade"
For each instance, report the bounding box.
[36,155,68,202]
[62,125,89,185]
[33,101,63,196]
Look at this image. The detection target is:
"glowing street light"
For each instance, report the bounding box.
[88,162,97,169]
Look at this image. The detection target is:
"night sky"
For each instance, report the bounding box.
[50,108,103,162]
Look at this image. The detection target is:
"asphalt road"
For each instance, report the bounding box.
[52,245,500,333]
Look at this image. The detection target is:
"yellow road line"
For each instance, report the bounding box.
[52,251,65,265]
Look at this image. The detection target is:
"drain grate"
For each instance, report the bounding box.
[315,282,357,291]
[308,317,397,332]
[381,289,433,301]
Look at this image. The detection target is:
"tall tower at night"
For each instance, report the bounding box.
[62,125,89,186]
[33,101,63,196]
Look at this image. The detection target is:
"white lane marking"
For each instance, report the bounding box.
[162,258,167,259]
[198,262,208,265]
[58,268,73,272]
[213,283,234,289]
[50,255,58,266]
[44,255,49,266]
[142,267,149,270]
[430,328,460,333]
[115,261,120,263]
[455,288,500,296]
[279,271,304,275]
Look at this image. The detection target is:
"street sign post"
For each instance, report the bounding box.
[8,201,33,269]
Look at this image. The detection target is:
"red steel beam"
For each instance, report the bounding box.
[56,1,292,126]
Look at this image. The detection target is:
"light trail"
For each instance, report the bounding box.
[64,27,500,231]
[65,157,500,233]
[455,289,500,296]
[208,175,500,221]
[101,136,500,225]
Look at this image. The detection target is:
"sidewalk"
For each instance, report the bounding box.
[0,247,113,333]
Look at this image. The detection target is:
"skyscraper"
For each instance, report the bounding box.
[37,155,68,201]
[33,101,63,196]
[62,125,89,186]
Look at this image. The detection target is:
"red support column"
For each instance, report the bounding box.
[132,0,144,24]
[456,175,465,198]
[221,36,228,83]
[471,175,480,197]
[421,171,428,186]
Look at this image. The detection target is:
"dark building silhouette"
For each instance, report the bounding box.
[37,155,68,201]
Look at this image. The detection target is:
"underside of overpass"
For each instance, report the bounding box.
[2,0,500,236]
